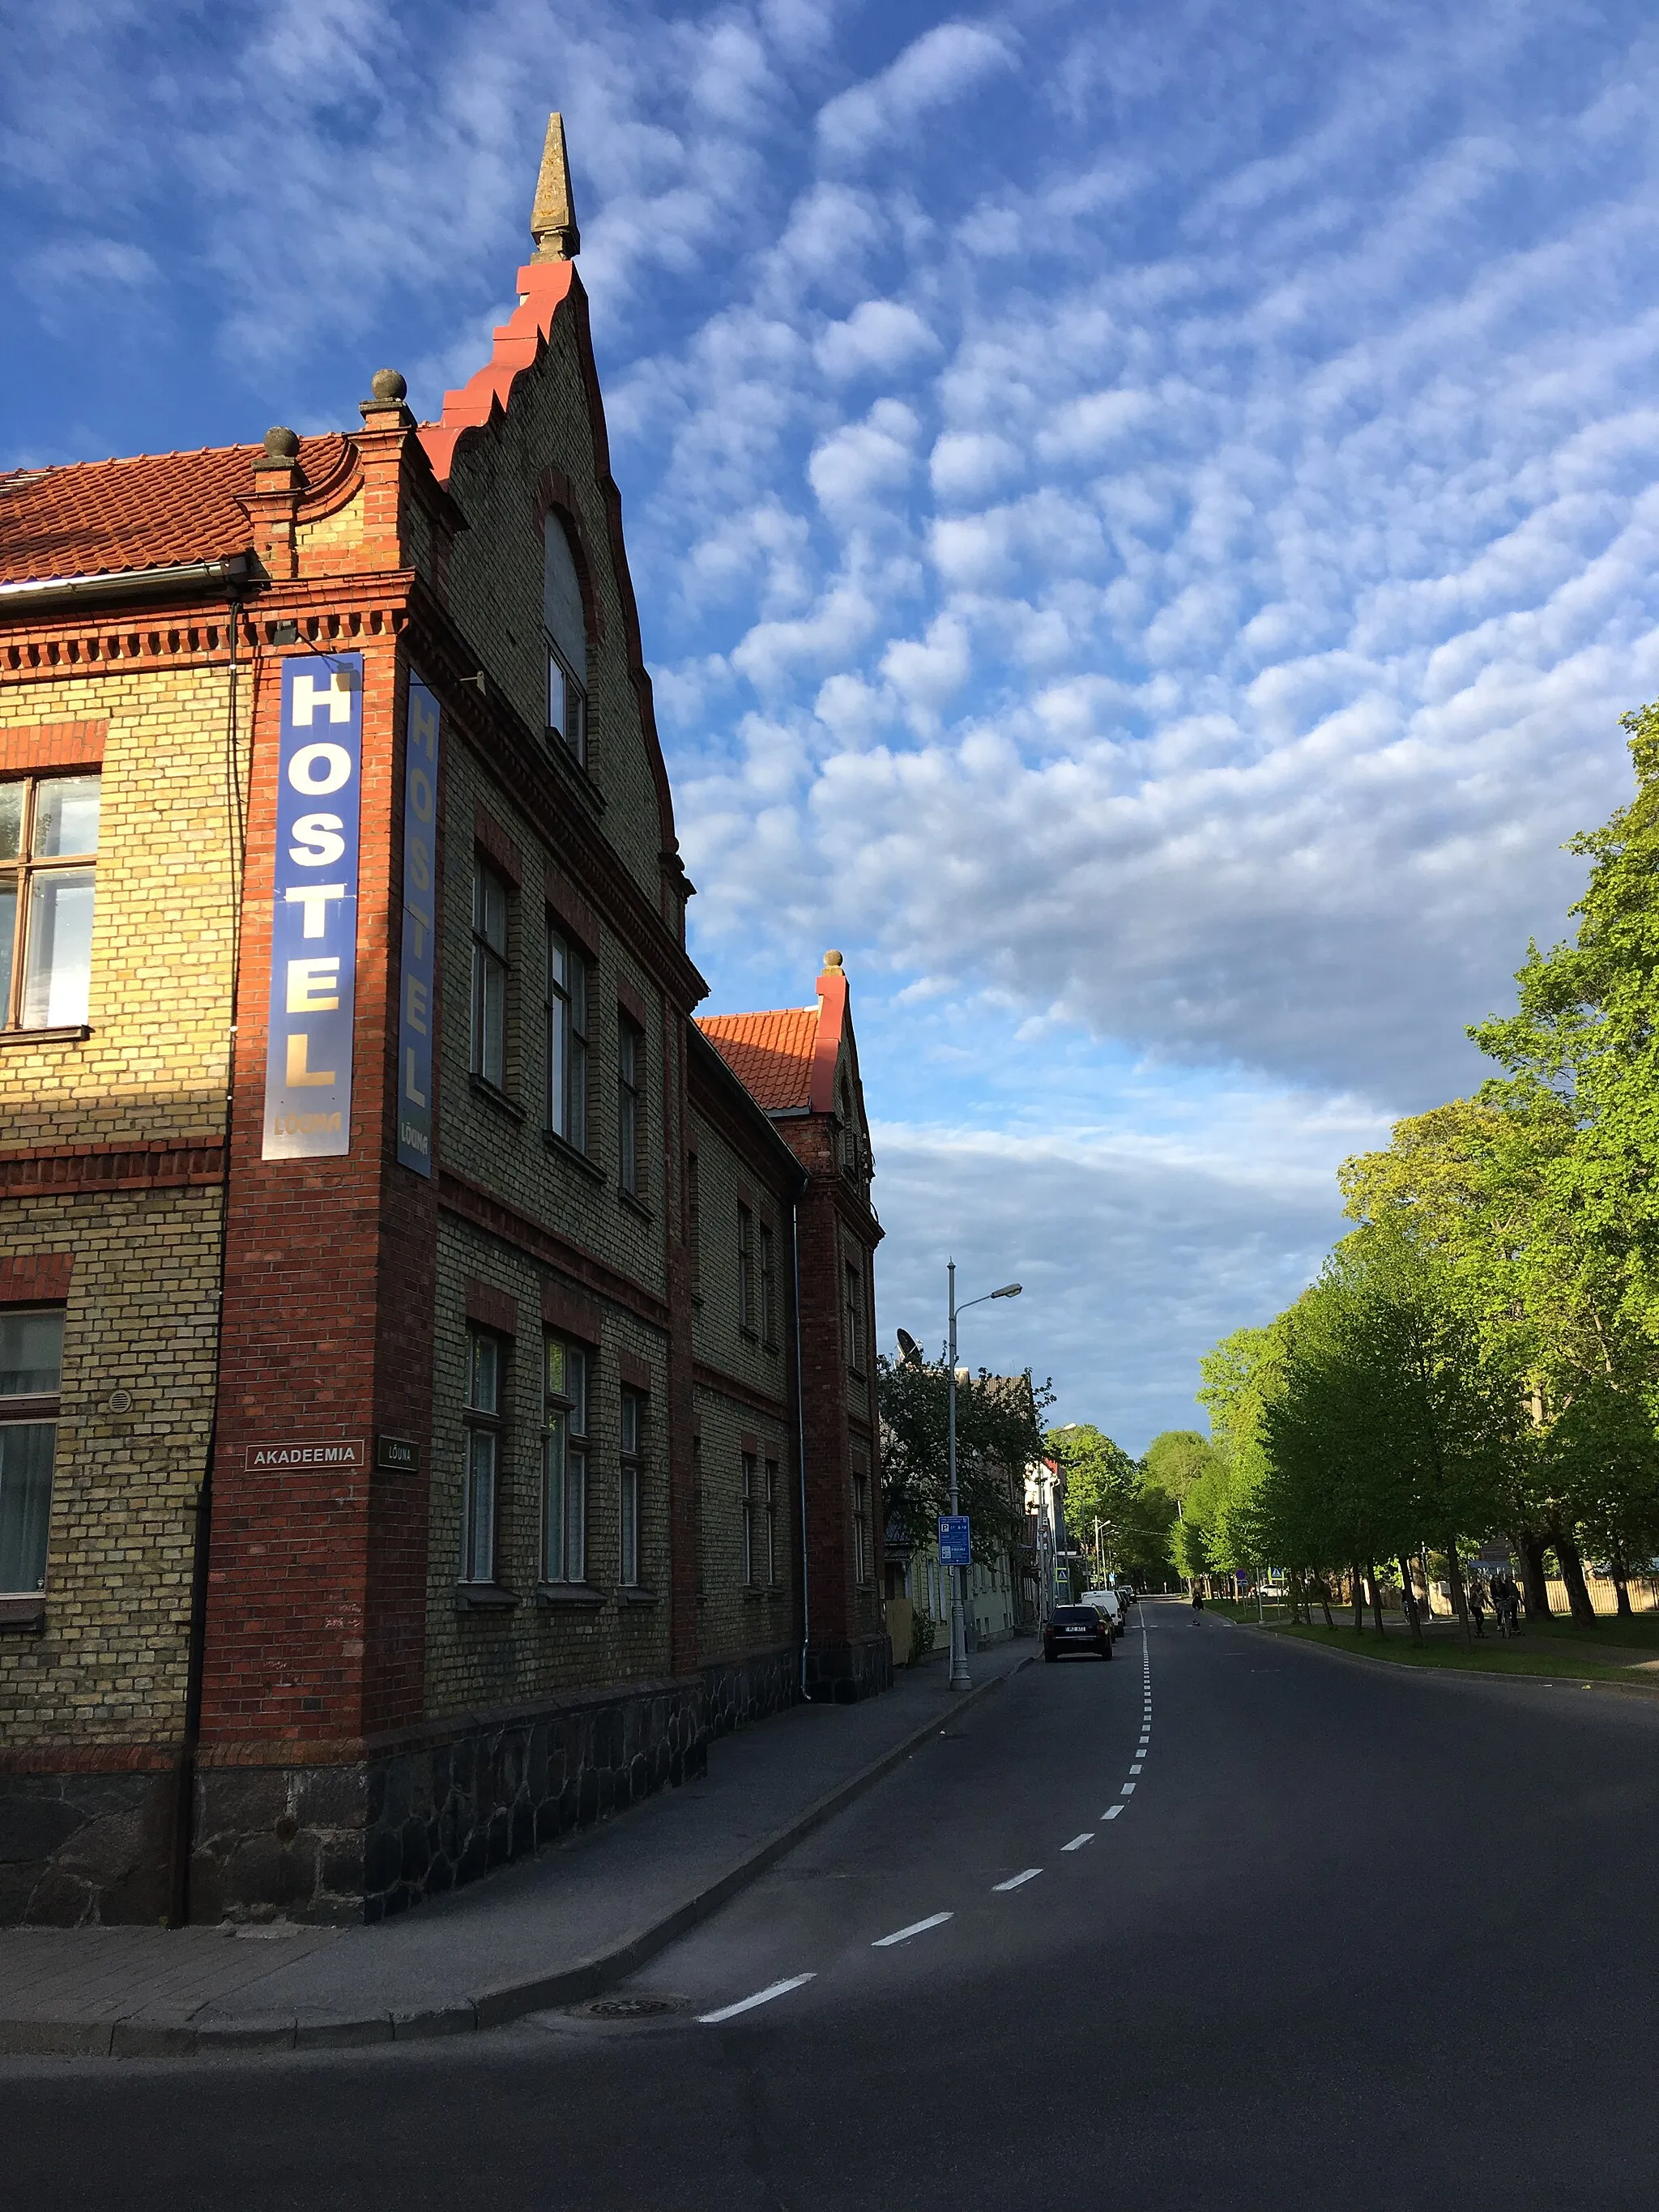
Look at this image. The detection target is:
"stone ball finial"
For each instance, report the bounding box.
[370,369,407,403]
[262,425,300,461]
[823,948,844,970]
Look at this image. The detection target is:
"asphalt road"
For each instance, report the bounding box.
[7,1598,1659,2211]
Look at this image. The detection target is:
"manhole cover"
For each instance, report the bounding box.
[584,1995,682,2019]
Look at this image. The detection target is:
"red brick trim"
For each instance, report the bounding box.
[617,1349,651,1391]
[739,1430,760,1455]
[464,1278,518,1336]
[438,1167,670,1331]
[691,1360,789,1426]
[736,1181,754,1211]
[0,720,107,774]
[542,1277,602,1345]
[0,1741,181,1775]
[0,1139,225,1197]
[810,969,846,1114]
[0,1251,73,1303]
[545,862,599,958]
[473,805,522,887]
[616,979,648,1031]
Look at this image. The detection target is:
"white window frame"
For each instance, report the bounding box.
[0,1306,62,1596]
[0,772,100,1033]
[471,859,510,1089]
[461,1328,503,1586]
[543,1336,589,1583]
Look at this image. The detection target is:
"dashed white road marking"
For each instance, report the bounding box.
[698,1974,816,2024]
[1121,1780,1137,1796]
[1129,1762,1143,1774]
[872,1911,954,1948]
[1062,1832,1094,1852]
[1103,1805,1124,1819]
[993,1869,1043,1891]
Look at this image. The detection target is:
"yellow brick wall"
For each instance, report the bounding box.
[1,660,242,1746]
[0,1187,221,1745]
[0,662,244,1151]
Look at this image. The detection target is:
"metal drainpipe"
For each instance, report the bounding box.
[792,1192,812,1701]
[169,594,245,1925]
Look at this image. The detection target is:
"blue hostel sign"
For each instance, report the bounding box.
[262,653,362,1160]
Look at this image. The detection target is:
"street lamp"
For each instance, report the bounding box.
[945,1262,1021,1692]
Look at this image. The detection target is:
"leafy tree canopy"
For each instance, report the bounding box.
[879,1350,1052,1565]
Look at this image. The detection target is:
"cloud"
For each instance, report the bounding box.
[15,0,1659,1428]
[815,298,940,379]
[815,23,1017,162]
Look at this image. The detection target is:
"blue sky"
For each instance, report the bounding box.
[6,0,1659,1447]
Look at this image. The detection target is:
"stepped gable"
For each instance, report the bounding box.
[0,435,354,584]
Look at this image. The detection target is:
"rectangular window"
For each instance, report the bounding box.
[851,1464,872,1588]
[1,774,100,1033]
[617,1015,643,1199]
[759,1222,777,1349]
[548,644,588,767]
[546,927,589,1148]
[0,1307,62,1595]
[687,1152,701,1293]
[543,1336,589,1583]
[738,1204,756,1335]
[844,1257,864,1375]
[620,1387,644,1587]
[461,1328,501,1586]
[762,1456,778,1588]
[740,1451,757,1586]
[471,859,509,1089]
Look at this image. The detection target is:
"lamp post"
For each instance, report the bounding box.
[946,1261,1021,1692]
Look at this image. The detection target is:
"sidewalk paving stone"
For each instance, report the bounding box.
[0,1637,1035,2057]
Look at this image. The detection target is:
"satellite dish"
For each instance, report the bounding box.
[895,1328,921,1364]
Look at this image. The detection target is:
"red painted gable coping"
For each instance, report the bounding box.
[419,259,577,485]
[697,973,848,1118]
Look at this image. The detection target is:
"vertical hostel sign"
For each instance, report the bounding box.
[396,676,441,1174]
[262,652,363,1160]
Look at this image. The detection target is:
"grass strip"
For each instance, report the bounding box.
[1252,1619,1648,1683]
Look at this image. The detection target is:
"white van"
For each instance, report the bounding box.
[1080,1589,1122,1637]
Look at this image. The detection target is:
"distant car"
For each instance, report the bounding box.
[1080,1588,1123,1638]
[1044,1605,1115,1661]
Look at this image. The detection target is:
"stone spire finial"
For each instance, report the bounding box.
[530,111,580,260]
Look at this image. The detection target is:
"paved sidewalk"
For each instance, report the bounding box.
[0,1638,1034,2058]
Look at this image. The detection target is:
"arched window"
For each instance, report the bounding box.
[544,517,588,765]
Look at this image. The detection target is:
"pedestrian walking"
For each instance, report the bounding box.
[1467,1576,1487,1639]
[1191,1584,1204,1617]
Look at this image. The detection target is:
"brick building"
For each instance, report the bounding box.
[0,116,886,1928]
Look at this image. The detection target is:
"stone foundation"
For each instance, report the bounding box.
[0,1766,177,1928]
[187,1644,802,1926]
[804,1630,893,1705]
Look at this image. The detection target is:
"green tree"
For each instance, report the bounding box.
[879,1351,1051,1566]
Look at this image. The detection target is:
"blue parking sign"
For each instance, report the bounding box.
[938,1515,971,1566]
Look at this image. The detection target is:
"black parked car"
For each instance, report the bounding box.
[1043,1605,1114,1661]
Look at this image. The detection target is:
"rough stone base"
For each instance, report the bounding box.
[804,1630,893,1705]
[0,1767,177,1927]
[187,1645,804,1927]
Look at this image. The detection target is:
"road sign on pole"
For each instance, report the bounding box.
[938,1515,971,1566]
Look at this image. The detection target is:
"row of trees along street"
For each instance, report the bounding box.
[1180,704,1659,1639]
[876,1352,1222,1602]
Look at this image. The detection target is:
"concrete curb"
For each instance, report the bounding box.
[1,1654,1034,2061]
[1215,1612,1659,1704]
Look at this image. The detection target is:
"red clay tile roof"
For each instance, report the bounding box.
[0,435,350,586]
[697,1008,821,1111]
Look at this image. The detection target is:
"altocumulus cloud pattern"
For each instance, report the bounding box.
[6,0,1659,1437]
